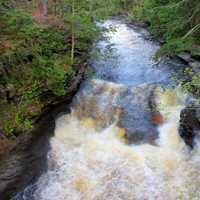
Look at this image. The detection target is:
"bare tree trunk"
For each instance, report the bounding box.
[54,0,57,16]
[42,0,48,16]
[71,0,75,64]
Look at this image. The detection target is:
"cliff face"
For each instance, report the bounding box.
[0,100,73,200]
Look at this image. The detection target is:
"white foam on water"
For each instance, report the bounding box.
[32,87,200,200]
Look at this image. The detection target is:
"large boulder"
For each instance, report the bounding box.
[179,106,200,147]
[189,60,200,73]
[177,52,192,63]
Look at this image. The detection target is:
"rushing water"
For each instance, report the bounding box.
[14,19,200,200]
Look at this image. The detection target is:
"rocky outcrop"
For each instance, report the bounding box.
[118,85,161,144]
[179,106,200,147]
[0,101,71,200]
[177,51,200,74]
[0,62,87,199]
[0,132,16,159]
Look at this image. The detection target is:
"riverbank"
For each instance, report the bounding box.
[0,10,199,198]
[0,56,87,200]
[0,100,72,200]
[0,1,92,159]
[0,1,124,198]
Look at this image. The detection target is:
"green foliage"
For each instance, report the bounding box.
[2,10,34,31]
[0,13,69,95]
[62,0,122,63]
[128,0,200,56]
[0,0,121,136]
[181,73,200,99]
[0,8,72,135]
[127,0,200,98]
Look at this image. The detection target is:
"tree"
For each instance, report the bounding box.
[63,0,121,64]
[41,0,48,16]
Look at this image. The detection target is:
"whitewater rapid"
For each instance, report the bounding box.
[14,19,200,200]
[32,83,200,200]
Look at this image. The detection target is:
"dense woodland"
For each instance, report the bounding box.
[0,0,200,136]
[0,0,122,136]
[127,0,200,97]
[129,0,200,56]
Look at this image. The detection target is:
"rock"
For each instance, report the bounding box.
[177,52,191,63]
[179,106,200,147]
[117,85,160,144]
[0,67,5,76]
[196,108,200,120]
[0,138,16,159]
[0,86,7,103]
[129,19,149,28]
[158,38,165,44]
[125,129,147,143]
[125,128,158,144]
[6,84,16,99]
[192,53,200,60]
[0,130,6,139]
[191,45,200,60]
[148,88,164,125]
[151,113,164,125]
[189,60,200,73]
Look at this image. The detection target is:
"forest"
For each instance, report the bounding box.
[129,0,200,56]
[0,0,121,137]
[1,0,199,137]
[0,0,200,200]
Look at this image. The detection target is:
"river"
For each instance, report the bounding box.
[14,19,200,200]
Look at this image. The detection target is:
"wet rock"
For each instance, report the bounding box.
[125,129,146,143]
[179,106,200,147]
[189,60,200,73]
[125,128,158,144]
[148,88,164,126]
[177,52,191,63]
[0,62,87,199]
[129,20,149,28]
[151,113,164,125]
[190,60,200,68]
[117,85,160,144]
[0,101,72,200]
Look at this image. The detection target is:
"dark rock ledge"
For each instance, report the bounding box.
[177,51,200,74]
[0,63,87,200]
[179,106,200,148]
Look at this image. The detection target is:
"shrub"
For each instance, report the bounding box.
[0,8,74,135]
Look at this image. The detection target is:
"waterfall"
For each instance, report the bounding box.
[13,18,200,200]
